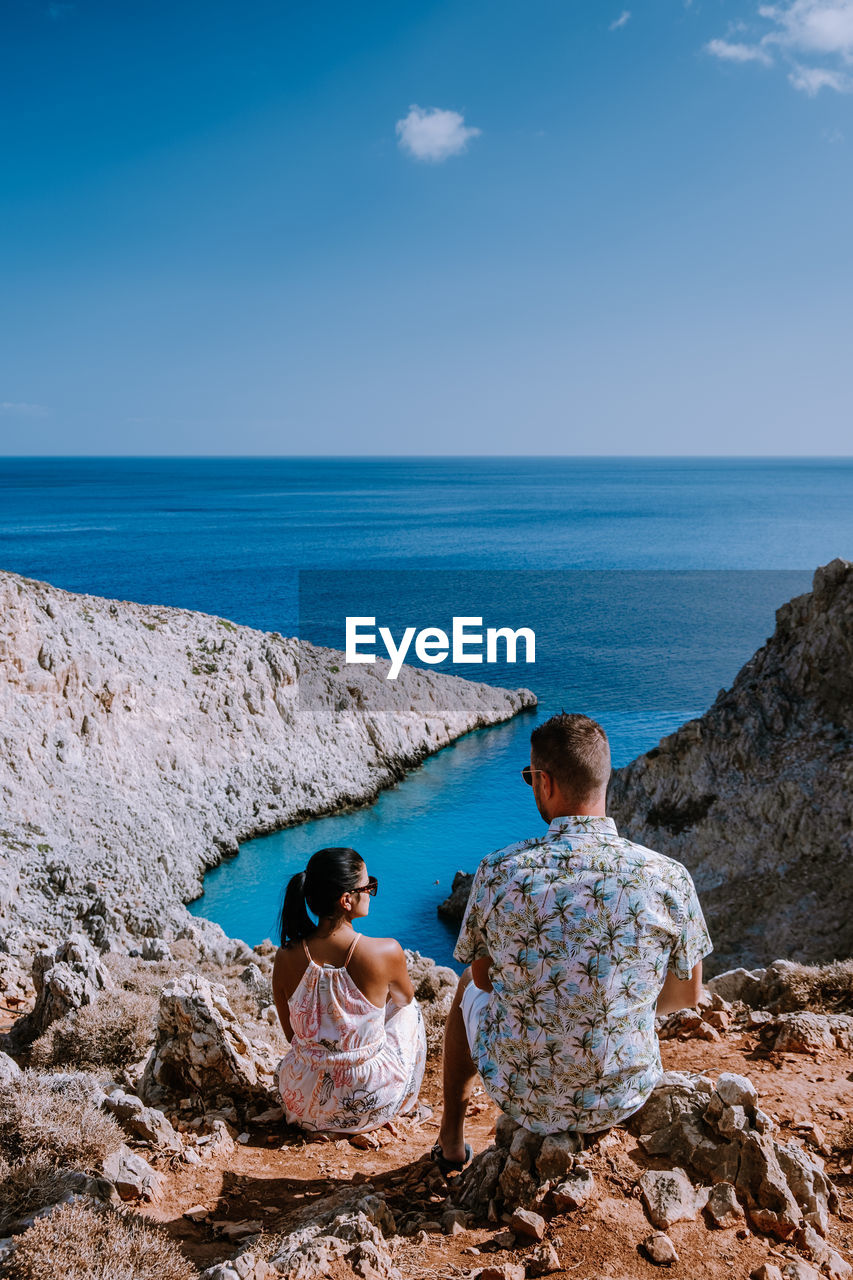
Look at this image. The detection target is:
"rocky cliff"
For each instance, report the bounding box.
[608,559,853,973]
[0,571,535,948]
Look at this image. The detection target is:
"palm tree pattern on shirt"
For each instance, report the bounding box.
[454,815,712,1135]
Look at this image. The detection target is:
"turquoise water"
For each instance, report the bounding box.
[1,457,850,965]
[195,569,811,962]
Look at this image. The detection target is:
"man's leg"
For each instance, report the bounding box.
[438,967,478,1163]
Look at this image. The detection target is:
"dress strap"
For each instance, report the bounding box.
[343,933,361,969]
[302,939,314,965]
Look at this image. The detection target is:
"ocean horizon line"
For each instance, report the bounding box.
[2,454,853,464]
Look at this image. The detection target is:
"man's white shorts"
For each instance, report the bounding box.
[461,980,489,1056]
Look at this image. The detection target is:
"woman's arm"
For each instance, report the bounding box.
[272,949,295,1041]
[386,941,416,1006]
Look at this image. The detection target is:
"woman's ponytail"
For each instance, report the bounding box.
[278,848,365,947]
[280,870,314,946]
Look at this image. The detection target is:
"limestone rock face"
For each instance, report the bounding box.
[26,934,113,1036]
[101,1086,182,1150]
[761,1012,853,1054]
[0,570,535,948]
[101,1143,166,1202]
[609,560,853,970]
[220,1188,401,1280]
[639,1167,710,1229]
[452,1068,838,1244]
[141,973,279,1109]
[628,1071,837,1239]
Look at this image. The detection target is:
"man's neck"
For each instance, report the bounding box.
[545,797,608,822]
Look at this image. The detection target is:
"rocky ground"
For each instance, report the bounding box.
[0,570,535,948]
[0,937,851,1280]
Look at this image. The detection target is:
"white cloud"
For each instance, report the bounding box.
[789,61,853,88]
[708,1,853,93]
[759,0,853,58]
[0,402,48,417]
[610,10,631,30]
[395,106,481,163]
[706,37,773,63]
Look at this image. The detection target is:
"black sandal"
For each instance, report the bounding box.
[429,1140,472,1174]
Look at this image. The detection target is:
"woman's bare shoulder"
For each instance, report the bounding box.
[358,934,405,955]
[352,935,406,969]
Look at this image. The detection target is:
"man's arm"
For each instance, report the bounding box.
[656,960,703,1016]
[471,954,493,992]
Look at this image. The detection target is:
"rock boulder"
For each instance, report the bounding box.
[141,973,279,1110]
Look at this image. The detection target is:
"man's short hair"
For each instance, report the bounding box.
[530,713,611,796]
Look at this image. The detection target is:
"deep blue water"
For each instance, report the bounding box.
[1,457,851,965]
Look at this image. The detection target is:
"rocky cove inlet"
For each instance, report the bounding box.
[191,568,825,970]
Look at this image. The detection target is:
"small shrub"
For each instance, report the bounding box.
[4,1201,197,1280]
[762,959,853,1013]
[30,990,156,1072]
[106,952,179,993]
[0,1072,123,1169]
[0,1152,91,1235]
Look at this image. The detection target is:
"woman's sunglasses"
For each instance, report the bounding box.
[355,875,379,897]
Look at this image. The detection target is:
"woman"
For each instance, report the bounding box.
[273,846,427,1134]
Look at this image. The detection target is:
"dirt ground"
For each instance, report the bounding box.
[137,1029,853,1280]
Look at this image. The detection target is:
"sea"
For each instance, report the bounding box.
[2,456,852,966]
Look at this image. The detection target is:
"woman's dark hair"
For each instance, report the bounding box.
[280,846,365,946]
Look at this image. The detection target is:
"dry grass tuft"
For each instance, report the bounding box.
[30,989,157,1072]
[0,1071,123,1169]
[106,949,274,1021]
[0,1152,94,1234]
[763,959,853,1012]
[3,1201,197,1280]
[90,951,284,1068]
[105,951,181,994]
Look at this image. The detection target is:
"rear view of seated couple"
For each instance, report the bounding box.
[273,713,712,1167]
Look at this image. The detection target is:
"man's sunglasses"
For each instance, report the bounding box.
[520,765,548,786]
[355,875,379,897]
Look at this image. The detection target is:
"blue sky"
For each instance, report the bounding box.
[1,0,852,455]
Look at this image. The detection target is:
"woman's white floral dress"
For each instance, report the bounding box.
[277,936,426,1133]
[455,815,712,1135]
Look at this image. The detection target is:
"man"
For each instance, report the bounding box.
[435,712,712,1169]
